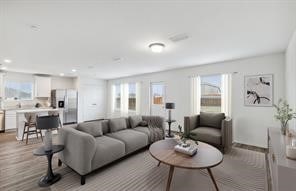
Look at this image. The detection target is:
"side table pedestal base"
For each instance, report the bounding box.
[38,173,61,187]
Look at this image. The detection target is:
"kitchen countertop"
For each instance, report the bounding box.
[15,108,62,114]
[3,107,52,111]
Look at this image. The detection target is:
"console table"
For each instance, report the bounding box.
[33,145,64,187]
[268,128,296,191]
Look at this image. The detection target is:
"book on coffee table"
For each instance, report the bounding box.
[174,144,198,156]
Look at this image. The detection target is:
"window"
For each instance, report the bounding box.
[128,83,136,111]
[200,75,222,113]
[114,84,121,110]
[5,81,34,100]
[151,83,164,105]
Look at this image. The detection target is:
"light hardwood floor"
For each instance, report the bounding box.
[0,132,270,191]
[0,133,63,191]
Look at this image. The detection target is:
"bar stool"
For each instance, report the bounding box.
[22,113,43,144]
[48,111,63,130]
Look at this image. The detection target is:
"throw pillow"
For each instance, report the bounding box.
[129,115,143,128]
[139,121,148,127]
[77,121,103,137]
[109,118,127,132]
[199,112,225,129]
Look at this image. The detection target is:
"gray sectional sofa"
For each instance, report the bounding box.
[58,115,164,185]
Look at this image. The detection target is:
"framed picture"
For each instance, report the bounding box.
[244,74,273,107]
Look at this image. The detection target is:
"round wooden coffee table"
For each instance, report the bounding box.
[149,139,223,191]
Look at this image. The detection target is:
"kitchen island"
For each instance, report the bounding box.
[15,108,63,141]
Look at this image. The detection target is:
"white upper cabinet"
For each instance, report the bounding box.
[35,76,51,97]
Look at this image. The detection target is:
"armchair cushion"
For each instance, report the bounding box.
[77,121,103,137]
[200,112,225,129]
[189,127,222,145]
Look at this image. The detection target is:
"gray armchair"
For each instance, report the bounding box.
[184,112,232,153]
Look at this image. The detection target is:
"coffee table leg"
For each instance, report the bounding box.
[207,168,219,191]
[166,165,174,191]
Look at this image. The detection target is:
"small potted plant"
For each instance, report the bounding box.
[273,99,296,135]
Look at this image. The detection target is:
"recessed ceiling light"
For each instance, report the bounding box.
[3,59,11,63]
[71,69,77,72]
[112,57,121,62]
[149,43,165,53]
[1,66,7,70]
[59,73,65,76]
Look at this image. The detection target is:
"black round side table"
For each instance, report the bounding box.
[33,145,64,187]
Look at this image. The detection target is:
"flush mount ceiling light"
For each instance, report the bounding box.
[59,73,65,76]
[3,59,11,63]
[71,69,77,72]
[1,66,7,70]
[149,43,165,53]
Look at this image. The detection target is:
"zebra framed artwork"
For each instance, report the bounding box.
[244,74,273,107]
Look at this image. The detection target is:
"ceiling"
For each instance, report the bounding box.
[1,0,296,79]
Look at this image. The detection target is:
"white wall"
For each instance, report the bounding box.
[286,30,296,131]
[107,53,285,148]
[51,76,75,90]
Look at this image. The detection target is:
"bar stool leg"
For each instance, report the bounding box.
[22,124,26,141]
[26,126,29,144]
[36,127,39,139]
[39,129,43,141]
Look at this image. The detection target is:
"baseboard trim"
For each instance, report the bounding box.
[233,142,267,153]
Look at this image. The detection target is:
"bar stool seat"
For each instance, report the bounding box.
[22,113,43,144]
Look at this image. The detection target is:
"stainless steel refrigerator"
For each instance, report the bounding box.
[51,89,78,124]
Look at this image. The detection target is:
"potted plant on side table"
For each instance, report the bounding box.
[273,99,296,136]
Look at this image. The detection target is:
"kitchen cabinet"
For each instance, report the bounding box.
[5,110,17,130]
[35,76,51,97]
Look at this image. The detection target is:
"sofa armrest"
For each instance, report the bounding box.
[58,126,96,175]
[221,117,233,151]
[142,115,165,138]
[184,115,200,137]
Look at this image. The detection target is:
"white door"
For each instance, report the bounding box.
[150,82,166,117]
[83,84,105,121]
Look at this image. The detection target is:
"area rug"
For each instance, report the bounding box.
[0,142,267,191]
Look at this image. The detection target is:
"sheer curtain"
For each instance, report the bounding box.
[136,82,141,115]
[221,74,232,117]
[120,83,129,117]
[190,76,201,115]
[111,85,116,114]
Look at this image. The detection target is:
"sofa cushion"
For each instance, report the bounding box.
[107,129,148,154]
[77,121,103,137]
[129,115,143,128]
[99,120,110,134]
[189,127,222,145]
[199,112,225,129]
[109,118,127,132]
[133,126,151,138]
[92,136,125,170]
